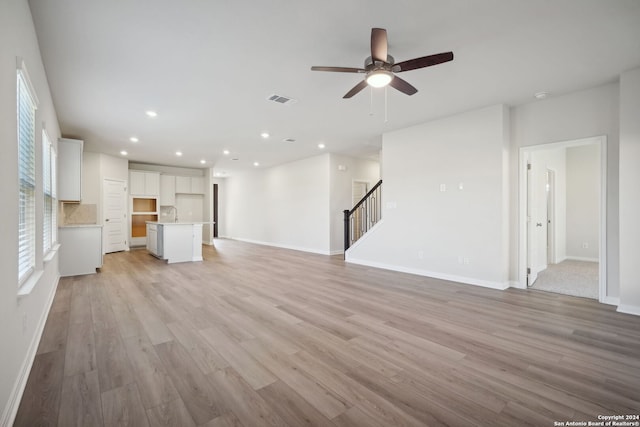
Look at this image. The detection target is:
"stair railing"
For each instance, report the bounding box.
[343,179,382,253]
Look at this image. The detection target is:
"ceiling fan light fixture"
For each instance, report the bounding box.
[366,70,394,88]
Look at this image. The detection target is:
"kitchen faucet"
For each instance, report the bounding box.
[167,206,178,223]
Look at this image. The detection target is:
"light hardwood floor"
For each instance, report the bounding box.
[15,239,640,426]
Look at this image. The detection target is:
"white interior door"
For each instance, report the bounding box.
[526,162,537,286]
[546,169,556,265]
[103,178,127,253]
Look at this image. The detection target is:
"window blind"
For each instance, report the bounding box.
[51,146,57,246]
[43,130,52,254]
[17,68,37,283]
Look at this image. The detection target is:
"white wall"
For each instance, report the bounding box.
[618,67,640,315]
[510,82,619,297]
[224,154,331,254]
[329,154,380,254]
[0,1,62,424]
[566,144,600,261]
[347,105,511,289]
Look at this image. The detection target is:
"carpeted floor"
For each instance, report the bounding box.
[531,259,599,299]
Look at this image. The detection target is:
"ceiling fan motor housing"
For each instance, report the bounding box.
[364,55,395,71]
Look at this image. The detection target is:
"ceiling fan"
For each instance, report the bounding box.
[311,28,453,99]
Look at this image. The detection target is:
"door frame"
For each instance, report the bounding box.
[102,177,128,253]
[518,135,608,303]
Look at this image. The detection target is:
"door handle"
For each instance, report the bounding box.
[105,219,110,222]
[536,222,542,227]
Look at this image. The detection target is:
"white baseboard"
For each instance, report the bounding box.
[345,257,510,290]
[601,296,620,306]
[329,250,344,256]
[228,237,331,256]
[617,304,640,317]
[2,274,60,427]
[565,256,599,263]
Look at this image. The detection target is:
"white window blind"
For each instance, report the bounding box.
[17,63,38,284]
[43,130,53,254]
[51,145,57,246]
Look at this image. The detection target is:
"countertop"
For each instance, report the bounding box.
[59,224,103,228]
[146,221,215,225]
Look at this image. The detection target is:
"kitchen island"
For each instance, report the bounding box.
[146,221,214,263]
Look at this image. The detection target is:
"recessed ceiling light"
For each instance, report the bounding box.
[120,150,128,156]
[318,143,325,149]
[534,91,549,100]
[253,162,260,167]
[129,137,139,143]
[223,150,230,155]
[261,132,270,139]
[200,159,206,164]
[175,151,182,156]
[146,110,158,117]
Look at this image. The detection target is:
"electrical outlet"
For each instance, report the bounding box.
[582,242,589,249]
[440,184,446,192]
[458,256,463,264]
[463,257,470,265]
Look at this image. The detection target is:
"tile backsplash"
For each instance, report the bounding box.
[61,203,97,225]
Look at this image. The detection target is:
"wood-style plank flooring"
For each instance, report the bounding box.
[15,239,640,426]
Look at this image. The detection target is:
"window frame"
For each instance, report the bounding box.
[43,129,56,256]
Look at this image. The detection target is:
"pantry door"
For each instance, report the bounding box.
[103,178,127,253]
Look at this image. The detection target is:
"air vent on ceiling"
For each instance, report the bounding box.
[267,94,297,105]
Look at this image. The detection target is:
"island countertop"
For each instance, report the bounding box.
[145,221,215,225]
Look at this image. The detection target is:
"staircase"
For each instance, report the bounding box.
[343,179,382,252]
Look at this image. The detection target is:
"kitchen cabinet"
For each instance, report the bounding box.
[175,176,204,194]
[130,196,158,247]
[159,175,176,206]
[58,138,83,201]
[59,225,103,276]
[129,170,160,196]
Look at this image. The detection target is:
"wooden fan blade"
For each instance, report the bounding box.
[389,76,418,96]
[371,28,388,62]
[343,80,369,98]
[311,66,366,73]
[395,52,454,72]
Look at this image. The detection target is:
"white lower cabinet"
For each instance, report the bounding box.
[59,225,103,276]
[146,223,162,257]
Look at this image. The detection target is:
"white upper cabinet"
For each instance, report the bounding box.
[191,176,204,194]
[175,176,204,194]
[129,171,160,196]
[58,138,83,201]
[159,175,176,206]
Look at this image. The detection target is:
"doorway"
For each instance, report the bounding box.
[519,136,607,301]
[351,180,369,241]
[103,178,127,253]
[213,184,218,238]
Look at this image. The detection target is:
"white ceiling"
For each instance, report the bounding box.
[28,0,640,175]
